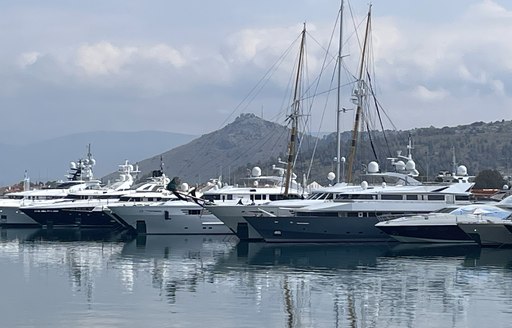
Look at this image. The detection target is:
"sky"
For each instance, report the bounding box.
[1,0,511,145]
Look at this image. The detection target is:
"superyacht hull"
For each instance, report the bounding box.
[244,216,392,243]
[21,208,121,229]
[375,224,474,243]
[205,205,266,240]
[0,205,40,228]
[108,206,233,235]
[206,200,320,241]
[458,222,512,247]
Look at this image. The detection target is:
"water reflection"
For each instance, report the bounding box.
[1,232,512,327]
[27,228,134,242]
[117,235,238,299]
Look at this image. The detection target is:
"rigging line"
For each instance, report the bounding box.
[274,32,311,128]
[347,1,368,55]
[217,32,303,130]
[299,80,356,102]
[186,127,289,181]
[175,34,303,176]
[367,71,393,158]
[302,6,344,182]
[365,120,379,161]
[239,46,297,120]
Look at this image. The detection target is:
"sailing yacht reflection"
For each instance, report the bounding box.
[234,242,396,270]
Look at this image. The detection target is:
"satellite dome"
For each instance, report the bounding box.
[382,182,387,188]
[327,172,336,181]
[180,183,189,192]
[367,161,379,173]
[456,165,468,176]
[395,160,406,171]
[90,158,96,166]
[70,162,77,169]
[253,180,259,187]
[251,166,262,177]
[361,181,368,190]
[406,160,416,171]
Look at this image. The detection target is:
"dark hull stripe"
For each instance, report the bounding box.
[22,209,121,229]
[245,216,392,243]
[376,225,473,243]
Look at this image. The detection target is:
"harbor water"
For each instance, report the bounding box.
[1,229,512,328]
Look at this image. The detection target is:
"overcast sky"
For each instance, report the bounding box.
[1,0,511,145]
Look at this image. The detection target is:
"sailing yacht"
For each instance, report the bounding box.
[205,127,434,241]
[241,6,479,243]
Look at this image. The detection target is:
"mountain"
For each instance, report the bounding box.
[103,116,512,188]
[0,131,196,185]
[109,113,318,186]
[7,115,510,188]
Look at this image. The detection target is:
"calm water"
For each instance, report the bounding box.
[1,229,512,328]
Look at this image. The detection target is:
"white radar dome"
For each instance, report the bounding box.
[180,183,189,192]
[456,165,468,176]
[406,160,416,171]
[367,161,379,173]
[90,158,96,166]
[382,182,387,188]
[70,162,77,169]
[251,166,262,177]
[395,160,406,171]
[327,172,336,181]
[361,181,368,190]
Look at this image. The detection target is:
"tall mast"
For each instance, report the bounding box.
[346,5,371,184]
[284,24,306,196]
[336,0,344,183]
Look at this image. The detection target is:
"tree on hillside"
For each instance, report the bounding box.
[474,169,506,189]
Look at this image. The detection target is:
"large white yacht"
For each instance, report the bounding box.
[204,136,463,241]
[374,202,509,243]
[244,178,474,243]
[21,162,175,228]
[0,149,100,227]
[104,163,308,235]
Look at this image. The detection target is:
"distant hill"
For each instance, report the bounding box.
[105,113,318,186]
[0,131,196,185]
[102,116,512,187]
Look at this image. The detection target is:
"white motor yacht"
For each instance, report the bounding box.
[375,202,510,243]
[456,196,512,246]
[105,164,307,235]
[244,180,475,243]
[0,149,99,227]
[21,162,173,228]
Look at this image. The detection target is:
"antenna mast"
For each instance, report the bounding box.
[336,0,344,183]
